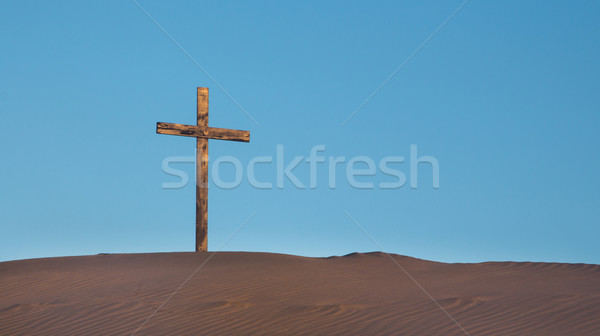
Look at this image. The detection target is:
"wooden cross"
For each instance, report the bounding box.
[156,87,250,252]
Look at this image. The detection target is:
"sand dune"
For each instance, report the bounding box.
[1,252,598,335]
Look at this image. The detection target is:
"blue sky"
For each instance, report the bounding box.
[1,1,599,263]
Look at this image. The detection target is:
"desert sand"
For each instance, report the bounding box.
[0,252,598,335]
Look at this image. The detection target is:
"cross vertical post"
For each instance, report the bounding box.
[196,87,209,252]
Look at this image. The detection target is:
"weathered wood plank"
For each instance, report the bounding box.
[157,122,207,137]
[196,87,209,252]
[198,87,209,128]
[196,137,208,252]
[157,122,250,142]
[208,127,250,142]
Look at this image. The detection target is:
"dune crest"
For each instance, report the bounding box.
[1,252,598,335]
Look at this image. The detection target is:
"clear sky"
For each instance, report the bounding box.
[1,1,599,263]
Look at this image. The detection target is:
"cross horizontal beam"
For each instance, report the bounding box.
[157,122,250,142]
